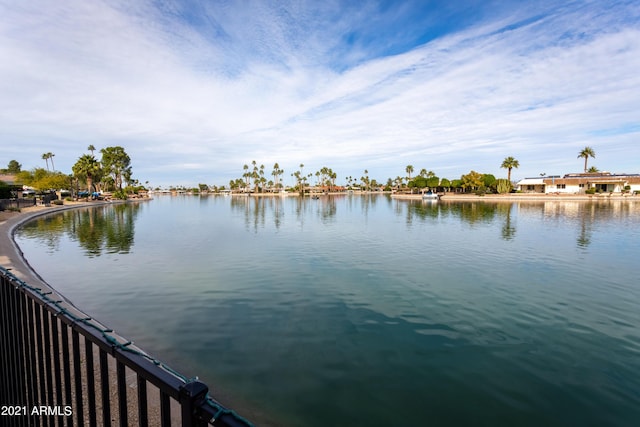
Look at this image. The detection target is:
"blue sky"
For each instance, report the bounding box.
[1,0,639,188]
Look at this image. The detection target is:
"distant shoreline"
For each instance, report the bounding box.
[393,192,640,201]
[205,191,640,202]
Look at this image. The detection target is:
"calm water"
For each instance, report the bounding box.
[15,195,640,426]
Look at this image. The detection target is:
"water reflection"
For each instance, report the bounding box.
[19,203,140,257]
[500,204,516,241]
[229,195,343,231]
[397,199,640,248]
[227,195,640,249]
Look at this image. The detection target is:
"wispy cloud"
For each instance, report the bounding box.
[1,0,638,186]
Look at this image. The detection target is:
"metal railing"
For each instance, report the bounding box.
[0,198,37,211]
[0,266,254,427]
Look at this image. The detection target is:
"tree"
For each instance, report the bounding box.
[88,145,96,156]
[259,164,266,192]
[500,157,520,182]
[100,146,131,190]
[406,165,414,181]
[0,180,10,198]
[578,147,595,173]
[33,172,69,192]
[587,165,599,173]
[72,154,101,193]
[483,174,496,189]
[6,160,22,174]
[385,178,393,191]
[426,176,440,189]
[394,176,404,191]
[361,170,370,192]
[408,176,427,191]
[451,179,463,191]
[292,164,309,194]
[242,164,250,191]
[48,152,55,171]
[272,163,284,189]
[460,171,484,191]
[42,153,50,171]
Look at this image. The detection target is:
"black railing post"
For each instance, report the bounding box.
[99,349,112,427]
[0,275,11,408]
[180,381,209,427]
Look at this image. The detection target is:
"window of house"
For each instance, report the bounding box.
[579,183,585,188]
[557,184,566,189]
[526,185,535,190]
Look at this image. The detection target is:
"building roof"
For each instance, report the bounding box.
[0,174,17,185]
[544,173,640,185]
[516,178,545,185]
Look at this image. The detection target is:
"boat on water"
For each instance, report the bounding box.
[422,190,440,201]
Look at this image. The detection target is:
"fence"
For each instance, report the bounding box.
[0,198,37,211]
[0,266,254,427]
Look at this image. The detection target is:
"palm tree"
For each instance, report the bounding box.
[272,163,283,189]
[242,164,250,191]
[406,165,414,181]
[500,157,520,182]
[42,153,50,170]
[72,154,101,193]
[578,147,595,172]
[88,145,96,156]
[47,152,55,171]
[395,176,403,191]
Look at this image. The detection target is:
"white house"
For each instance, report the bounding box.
[516,173,640,194]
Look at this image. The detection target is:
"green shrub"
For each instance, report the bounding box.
[585,188,596,194]
[113,189,128,200]
[52,200,64,205]
[0,181,11,199]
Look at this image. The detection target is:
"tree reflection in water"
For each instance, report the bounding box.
[20,203,140,257]
[399,199,639,249]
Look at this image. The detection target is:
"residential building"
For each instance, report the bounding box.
[516,172,640,194]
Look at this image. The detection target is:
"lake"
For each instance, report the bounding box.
[14,195,640,426]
